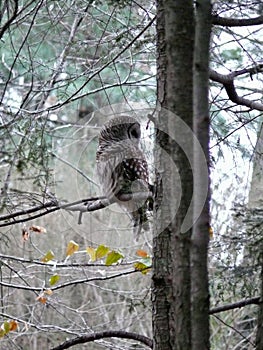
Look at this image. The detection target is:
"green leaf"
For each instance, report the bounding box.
[41,250,55,263]
[3,321,10,334]
[96,245,110,260]
[105,251,123,266]
[49,274,60,286]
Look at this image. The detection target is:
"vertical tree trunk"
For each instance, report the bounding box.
[248,123,263,208]
[191,1,211,350]
[248,122,263,349]
[256,260,263,350]
[152,1,194,349]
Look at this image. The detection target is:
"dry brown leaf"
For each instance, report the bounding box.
[22,228,29,241]
[36,295,47,304]
[29,225,47,234]
[9,320,18,332]
[136,249,149,258]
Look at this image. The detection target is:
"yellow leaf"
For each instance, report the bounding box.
[41,250,55,263]
[105,251,123,266]
[66,240,79,257]
[96,245,109,260]
[0,328,5,338]
[209,226,214,239]
[49,274,60,286]
[44,289,53,295]
[86,247,96,261]
[136,249,149,258]
[134,262,151,275]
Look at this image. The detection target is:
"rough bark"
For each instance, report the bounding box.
[152,1,194,349]
[191,1,211,349]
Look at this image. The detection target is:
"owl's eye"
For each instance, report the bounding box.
[129,123,141,140]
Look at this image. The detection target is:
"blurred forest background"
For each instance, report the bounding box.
[0,0,262,349]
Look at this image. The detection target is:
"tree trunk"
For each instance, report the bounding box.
[152,1,194,349]
[248,122,263,349]
[191,1,211,349]
[248,123,263,208]
[256,260,263,349]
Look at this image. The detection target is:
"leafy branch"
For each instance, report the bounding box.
[0,253,133,268]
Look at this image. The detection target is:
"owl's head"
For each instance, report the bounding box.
[99,116,141,145]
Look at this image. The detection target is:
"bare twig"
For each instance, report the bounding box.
[51,152,98,187]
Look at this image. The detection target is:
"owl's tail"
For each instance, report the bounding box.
[132,203,150,241]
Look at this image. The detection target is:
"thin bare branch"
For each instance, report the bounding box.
[0,0,19,40]
[210,297,261,314]
[50,330,153,350]
[212,14,263,27]
[48,296,262,350]
[210,112,263,149]
[209,65,263,112]
[0,192,151,227]
[22,15,157,114]
[51,152,99,187]
[0,268,143,292]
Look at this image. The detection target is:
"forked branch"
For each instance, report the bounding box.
[209,64,263,112]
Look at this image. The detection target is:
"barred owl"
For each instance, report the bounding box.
[96,115,150,240]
